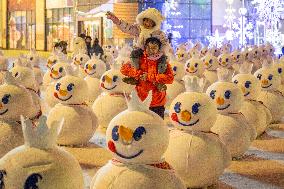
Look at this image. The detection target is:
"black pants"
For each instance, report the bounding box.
[149,106,165,119]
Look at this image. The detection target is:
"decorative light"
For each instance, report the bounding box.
[207,29,224,48]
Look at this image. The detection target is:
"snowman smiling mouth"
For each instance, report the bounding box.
[217,104,230,110]
[0,108,8,115]
[108,141,143,159]
[244,92,250,96]
[54,92,73,101]
[261,84,272,88]
[101,83,117,90]
[171,113,199,126]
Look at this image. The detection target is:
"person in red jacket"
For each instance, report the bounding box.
[121,37,174,119]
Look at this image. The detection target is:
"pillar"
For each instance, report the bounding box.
[35,0,45,50]
[0,0,7,48]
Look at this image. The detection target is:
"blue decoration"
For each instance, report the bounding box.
[133,126,147,141]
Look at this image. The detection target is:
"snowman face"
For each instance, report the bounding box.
[26,53,39,66]
[206,82,244,114]
[209,47,220,57]
[170,60,185,81]
[188,48,200,58]
[73,53,90,68]
[84,58,106,78]
[231,51,244,64]
[0,84,33,120]
[176,48,188,62]
[102,52,114,66]
[53,75,88,104]
[218,53,232,68]
[200,47,208,56]
[201,54,218,71]
[185,58,204,77]
[10,66,37,90]
[274,63,284,83]
[254,67,281,91]
[252,47,260,59]
[232,74,261,100]
[100,70,126,93]
[243,50,254,61]
[49,63,70,80]
[107,111,168,163]
[47,55,58,69]
[106,46,118,59]
[169,92,217,132]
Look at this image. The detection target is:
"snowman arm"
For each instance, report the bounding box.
[149,63,174,84]
[120,63,142,79]
[116,20,140,37]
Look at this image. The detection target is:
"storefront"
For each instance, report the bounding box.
[0,1,3,48]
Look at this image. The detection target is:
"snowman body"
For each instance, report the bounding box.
[202,53,219,90]
[47,75,97,145]
[274,61,284,94]
[91,91,185,189]
[26,51,43,85]
[165,88,230,188]
[0,116,84,189]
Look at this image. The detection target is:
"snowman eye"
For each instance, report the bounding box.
[209,59,213,64]
[226,58,229,62]
[2,94,11,105]
[194,63,198,68]
[102,76,106,82]
[192,103,201,114]
[174,102,181,113]
[218,58,222,62]
[85,64,88,69]
[112,126,119,141]
[210,90,216,99]
[237,55,240,58]
[80,57,83,61]
[24,173,42,189]
[257,74,262,80]
[133,126,146,141]
[55,83,61,91]
[245,81,251,88]
[14,72,19,77]
[53,60,57,63]
[93,64,97,69]
[113,75,118,82]
[278,68,282,74]
[187,63,190,68]
[67,83,74,91]
[268,74,273,80]
[224,90,231,99]
[59,67,63,73]
[233,80,238,84]
[173,66,177,71]
[181,54,184,57]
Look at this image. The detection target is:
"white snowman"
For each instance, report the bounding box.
[166,58,185,108]
[104,45,118,59]
[254,63,284,123]
[46,51,59,70]
[188,47,201,59]
[26,49,43,85]
[206,68,254,158]
[90,91,186,189]
[0,115,84,189]
[274,59,284,94]
[231,50,244,65]
[0,73,34,157]
[72,51,90,78]
[201,53,219,89]
[200,46,208,57]
[46,70,98,146]
[92,63,133,132]
[209,47,221,57]
[175,44,189,64]
[10,61,42,121]
[164,76,231,188]
[0,51,8,85]
[184,56,204,78]
[84,55,107,105]
[217,53,234,74]
[232,63,272,137]
[102,51,115,70]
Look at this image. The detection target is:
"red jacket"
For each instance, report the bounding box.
[121,53,174,107]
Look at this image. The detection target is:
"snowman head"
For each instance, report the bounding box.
[243,48,254,61]
[206,68,244,114]
[254,63,281,91]
[102,52,115,67]
[232,63,261,100]
[0,73,33,121]
[220,43,232,54]
[200,46,208,56]
[73,37,86,52]
[84,55,106,78]
[100,65,132,94]
[10,63,38,91]
[231,50,244,64]
[170,58,185,81]
[273,61,284,84]
[0,115,84,189]
[209,47,221,57]
[170,76,216,132]
[185,57,204,77]
[46,53,59,70]
[107,91,169,164]
[26,49,40,66]
[49,62,72,80]
[201,53,218,71]
[72,52,90,68]
[251,46,261,59]
[105,45,118,59]
[188,48,200,59]
[53,71,88,104]
[175,46,188,62]
[218,53,233,68]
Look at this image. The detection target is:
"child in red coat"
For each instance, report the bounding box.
[121,37,174,119]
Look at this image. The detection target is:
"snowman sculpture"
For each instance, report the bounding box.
[72,37,87,57]
[72,51,90,78]
[217,53,234,75]
[164,76,231,188]
[202,53,219,89]
[166,58,185,108]
[92,63,133,132]
[26,49,43,85]
[0,51,8,84]
[84,55,107,105]
[47,69,98,146]
[185,56,204,78]
[206,68,255,158]
[46,50,59,70]
[231,50,244,65]
[0,115,84,189]
[0,73,34,157]
[176,44,189,64]
[274,59,284,94]
[90,91,186,189]
[232,63,272,137]
[254,62,284,123]
[10,61,42,121]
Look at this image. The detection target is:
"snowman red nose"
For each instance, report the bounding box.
[101,83,104,88]
[108,141,116,153]
[171,113,178,122]
[54,92,59,98]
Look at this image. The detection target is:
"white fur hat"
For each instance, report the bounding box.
[136,8,165,29]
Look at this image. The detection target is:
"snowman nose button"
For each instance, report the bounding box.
[181,110,191,122]
[59,90,68,96]
[216,97,225,105]
[118,126,133,144]
[262,79,268,85]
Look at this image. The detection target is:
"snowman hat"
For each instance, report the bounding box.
[217,68,233,82]
[126,90,152,113]
[136,8,165,30]
[239,62,253,74]
[21,115,64,150]
[183,75,205,93]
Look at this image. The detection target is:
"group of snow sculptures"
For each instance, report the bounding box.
[0,39,283,189]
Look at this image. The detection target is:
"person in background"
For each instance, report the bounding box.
[79,33,86,39]
[93,38,104,58]
[85,36,93,57]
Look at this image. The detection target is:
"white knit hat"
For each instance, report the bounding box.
[136,8,165,30]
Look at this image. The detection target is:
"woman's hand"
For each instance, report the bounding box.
[106,12,120,24]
